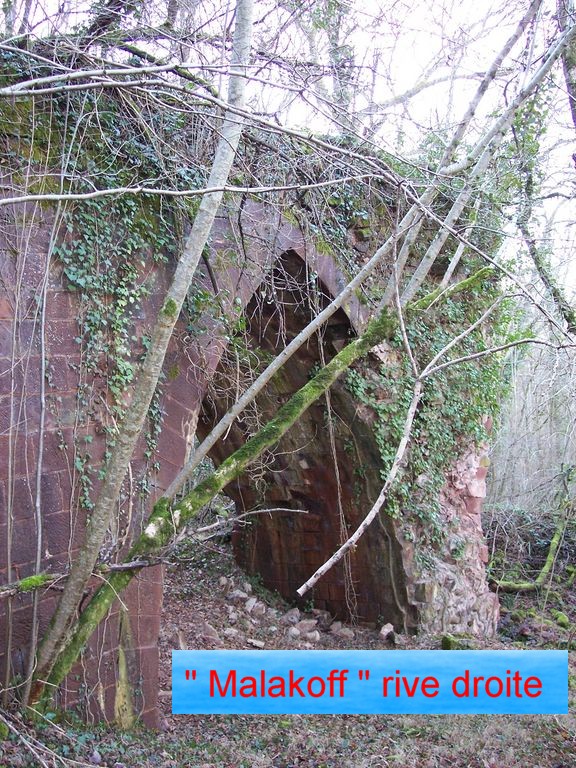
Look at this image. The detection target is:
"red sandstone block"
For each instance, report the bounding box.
[133,614,161,647]
[302,550,319,567]
[311,583,330,601]
[0,434,35,477]
[10,475,34,519]
[154,456,181,494]
[156,424,187,467]
[136,563,164,587]
[353,603,371,622]
[140,707,159,728]
[41,428,73,472]
[301,532,321,549]
[0,482,5,526]
[161,396,196,437]
[45,356,76,392]
[136,579,163,616]
[1,395,44,436]
[44,394,81,431]
[41,472,64,516]
[0,529,6,570]
[45,291,73,321]
[0,358,43,397]
[11,517,39,566]
[44,511,71,560]
[0,296,13,320]
[17,321,43,356]
[55,470,72,510]
[37,593,60,627]
[164,367,203,406]
[3,602,33,647]
[0,321,13,355]
[21,253,49,287]
[137,645,159,713]
[46,320,80,351]
[300,516,321,533]
[0,367,14,397]
[328,584,346,601]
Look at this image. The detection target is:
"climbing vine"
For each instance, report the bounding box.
[55,197,171,408]
[346,281,518,552]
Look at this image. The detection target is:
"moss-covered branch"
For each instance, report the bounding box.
[412,267,495,311]
[0,560,160,600]
[0,573,63,599]
[492,503,573,593]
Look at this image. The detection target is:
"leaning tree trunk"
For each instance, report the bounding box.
[30,0,255,703]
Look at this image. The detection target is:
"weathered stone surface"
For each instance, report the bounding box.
[379,623,395,641]
[333,627,355,640]
[0,193,498,729]
[245,597,258,613]
[294,619,318,633]
[228,589,249,602]
[200,622,223,646]
[280,608,301,625]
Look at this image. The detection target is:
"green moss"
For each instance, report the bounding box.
[0,98,32,138]
[552,610,571,629]
[314,236,335,256]
[412,267,495,311]
[162,297,178,317]
[282,209,300,227]
[114,609,136,728]
[441,634,476,650]
[18,574,52,592]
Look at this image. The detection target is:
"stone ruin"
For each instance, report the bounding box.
[0,198,499,725]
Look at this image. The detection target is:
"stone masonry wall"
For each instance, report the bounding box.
[0,197,498,725]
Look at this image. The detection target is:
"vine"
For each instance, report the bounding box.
[346,282,518,553]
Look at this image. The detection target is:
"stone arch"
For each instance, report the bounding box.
[0,198,498,726]
[197,247,416,626]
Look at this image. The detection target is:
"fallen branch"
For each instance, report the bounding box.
[491,503,573,593]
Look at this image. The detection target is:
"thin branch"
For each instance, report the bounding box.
[0,173,385,208]
[297,380,423,597]
[421,337,575,379]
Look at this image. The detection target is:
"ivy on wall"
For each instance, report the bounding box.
[346,281,518,554]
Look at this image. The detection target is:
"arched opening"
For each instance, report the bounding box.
[198,250,417,628]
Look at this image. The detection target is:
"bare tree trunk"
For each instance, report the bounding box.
[30,0,255,701]
[558,0,576,132]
